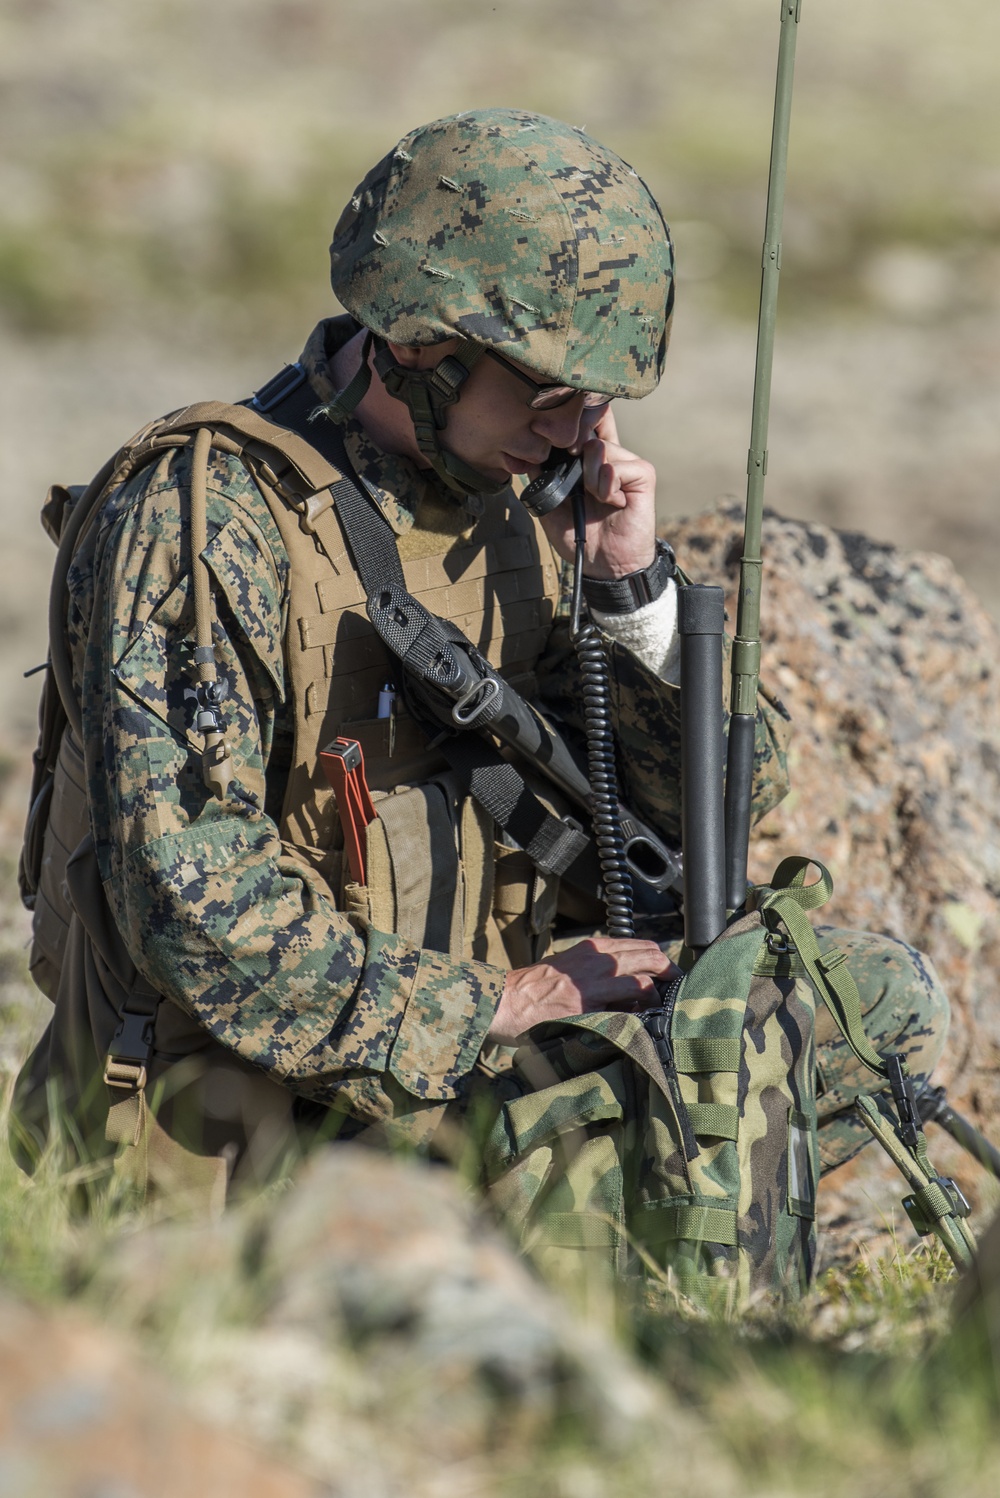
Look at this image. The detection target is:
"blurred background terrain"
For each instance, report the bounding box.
[1,0,998,743]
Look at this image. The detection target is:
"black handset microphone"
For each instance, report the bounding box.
[519,450,583,517]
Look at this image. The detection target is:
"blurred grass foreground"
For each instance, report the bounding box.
[2,1061,1000,1496]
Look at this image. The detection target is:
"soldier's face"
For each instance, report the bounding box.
[410,339,609,483]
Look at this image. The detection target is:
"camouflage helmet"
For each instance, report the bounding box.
[329,108,675,401]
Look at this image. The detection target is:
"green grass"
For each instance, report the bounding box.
[2,1062,999,1497]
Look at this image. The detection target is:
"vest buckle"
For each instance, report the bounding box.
[248,362,308,414]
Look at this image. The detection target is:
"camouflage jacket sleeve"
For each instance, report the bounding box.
[535,609,791,848]
[71,443,503,1126]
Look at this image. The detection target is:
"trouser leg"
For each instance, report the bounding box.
[813,926,950,1175]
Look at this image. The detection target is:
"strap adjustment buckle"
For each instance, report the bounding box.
[885,1052,922,1150]
[248,362,308,414]
[104,1008,155,1092]
[104,1058,148,1092]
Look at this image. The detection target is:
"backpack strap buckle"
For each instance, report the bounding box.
[104,1006,155,1092]
[885,1052,921,1150]
[903,1176,972,1236]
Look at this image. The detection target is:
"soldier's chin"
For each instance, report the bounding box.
[501,453,542,479]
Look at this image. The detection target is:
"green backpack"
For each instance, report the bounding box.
[484,858,975,1306]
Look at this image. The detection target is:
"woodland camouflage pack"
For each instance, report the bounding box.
[485,859,974,1305]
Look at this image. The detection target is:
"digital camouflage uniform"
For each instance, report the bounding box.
[23,314,786,1143]
[14,109,948,1200]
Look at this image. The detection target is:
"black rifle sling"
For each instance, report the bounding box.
[253,373,595,887]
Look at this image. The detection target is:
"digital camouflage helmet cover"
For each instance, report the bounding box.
[329,108,675,422]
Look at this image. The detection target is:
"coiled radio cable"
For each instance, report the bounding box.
[569,488,635,939]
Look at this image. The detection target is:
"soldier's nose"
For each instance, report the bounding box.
[529,394,588,447]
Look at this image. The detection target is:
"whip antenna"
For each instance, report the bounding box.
[724,0,803,910]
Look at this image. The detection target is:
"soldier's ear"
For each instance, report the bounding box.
[386,339,460,370]
[385,341,421,368]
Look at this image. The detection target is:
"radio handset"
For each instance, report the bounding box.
[517,448,679,936]
[519,450,583,518]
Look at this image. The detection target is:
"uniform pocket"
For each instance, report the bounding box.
[364,782,461,956]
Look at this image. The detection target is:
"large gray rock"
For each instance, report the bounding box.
[670,502,1000,1257]
[0,1292,317,1498]
[97,1145,736,1497]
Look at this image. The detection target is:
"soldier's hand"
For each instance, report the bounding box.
[488,936,679,1045]
[538,405,658,581]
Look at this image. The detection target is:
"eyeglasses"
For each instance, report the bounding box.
[483,347,612,411]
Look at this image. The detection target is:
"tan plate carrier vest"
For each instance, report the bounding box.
[16,400,577,1206]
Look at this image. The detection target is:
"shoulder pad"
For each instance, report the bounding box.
[141,401,344,500]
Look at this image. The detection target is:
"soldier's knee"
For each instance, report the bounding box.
[815,925,949,1078]
[813,926,950,1176]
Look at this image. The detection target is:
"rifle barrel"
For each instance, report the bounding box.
[920,1085,1000,1183]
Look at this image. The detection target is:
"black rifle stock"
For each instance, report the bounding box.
[679,585,726,953]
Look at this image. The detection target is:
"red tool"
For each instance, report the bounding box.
[319,737,377,884]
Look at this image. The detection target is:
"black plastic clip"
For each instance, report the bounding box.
[885,1052,922,1151]
[641,975,682,1073]
[248,362,308,414]
[195,680,227,735]
[104,1008,155,1091]
[642,1007,673,1072]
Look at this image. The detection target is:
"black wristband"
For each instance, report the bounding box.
[581,538,676,615]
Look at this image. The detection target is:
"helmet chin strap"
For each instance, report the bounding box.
[371,336,510,498]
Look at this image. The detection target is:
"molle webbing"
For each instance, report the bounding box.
[135,394,566,958]
[199,390,594,891]
[267,413,592,886]
[59,395,570,961]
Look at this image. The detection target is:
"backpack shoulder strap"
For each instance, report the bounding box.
[148,399,344,500]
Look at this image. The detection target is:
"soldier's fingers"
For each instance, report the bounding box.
[581,438,620,502]
[580,438,652,508]
[596,454,655,507]
[580,975,658,1012]
[590,404,620,446]
[578,938,675,976]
